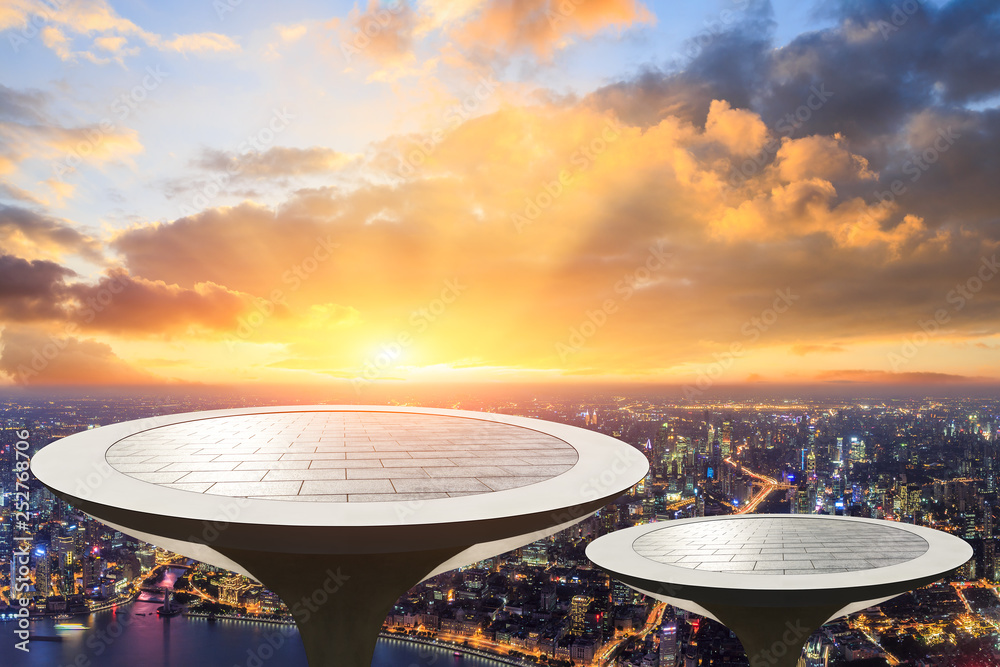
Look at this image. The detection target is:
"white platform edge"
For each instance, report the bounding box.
[31,405,649,529]
[586,514,973,593]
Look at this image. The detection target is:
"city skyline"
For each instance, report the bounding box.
[1,0,999,387]
[2,388,998,665]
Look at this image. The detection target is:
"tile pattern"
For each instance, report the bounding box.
[105,412,578,503]
[632,516,929,575]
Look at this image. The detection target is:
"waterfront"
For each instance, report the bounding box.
[2,566,510,667]
[2,607,510,667]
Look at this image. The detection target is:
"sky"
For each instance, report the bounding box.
[0,0,998,390]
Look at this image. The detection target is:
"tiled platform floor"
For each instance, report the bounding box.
[632,516,929,575]
[106,412,578,503]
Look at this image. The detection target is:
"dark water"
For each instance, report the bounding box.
[2,611,508,667]
[2,570,506,667]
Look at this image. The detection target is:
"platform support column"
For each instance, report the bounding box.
[701,601,842,667]
[217,546,467,667]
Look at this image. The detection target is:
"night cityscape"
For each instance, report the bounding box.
[2,388,998,666]
[3,0,1000,664]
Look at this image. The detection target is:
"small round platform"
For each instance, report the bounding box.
[587,514,971,667]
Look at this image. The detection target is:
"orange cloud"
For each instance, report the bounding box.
[0,327,159,386]
[790,344,846,356]
[0,61,995,387]
[336,0,420,68]
[704,100,769,156]
[454,0,654,58]
[776,134,873,182]
[93,96,999,386]
[67,270,264,336]
[0,205,100,262]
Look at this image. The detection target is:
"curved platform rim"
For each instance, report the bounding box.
[31,404,649,531]
[586,514,972,597]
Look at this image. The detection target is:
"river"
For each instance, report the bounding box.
[2,568,507,667]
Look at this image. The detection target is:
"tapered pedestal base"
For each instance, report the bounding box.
[702,601,841,667]
[217,545,467,667]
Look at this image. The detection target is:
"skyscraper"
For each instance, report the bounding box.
[659,622,678,667]
[570,595,592,635]
[36,554,51,596]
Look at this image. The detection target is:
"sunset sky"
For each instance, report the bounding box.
[1,0,998,388]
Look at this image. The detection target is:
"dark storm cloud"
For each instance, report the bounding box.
[585,0,775,128]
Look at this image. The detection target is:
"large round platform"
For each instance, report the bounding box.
[587,514,972,667]
[33,405,649,667]
[104,410,580,502]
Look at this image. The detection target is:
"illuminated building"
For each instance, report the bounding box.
[851,437,867,463]
[522,543,548,567]
[218,575,248,606]
[611,578,631,606]
[35,554,51,596]
[570,594,592,634]
[659,621,678,667]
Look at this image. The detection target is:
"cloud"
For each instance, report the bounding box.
[330,0,654,74]
[0,327,158,385]
[302,303,362,330]
[0,204,101,261]
[453,0,655,58]
[122,61,1000,381]
[1,0,239,62]
[4,0,1000,385]
[0,85,144,177]
[337,0,420,68]
[277,24,309,42]
[814,369,985,384]
[791,344,846,356]
[0,255,75,322]
[704,99,769,156]
[0,252,271,339]
[66,270,262,335]
[775,134,873,183]
[153,33,240,54]
[192,146,354,178]
[110,202,338,294]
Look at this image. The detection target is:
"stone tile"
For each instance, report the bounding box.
[162,482,214,493]
[262,469,347,481]
[206,481,303,496]
[177,470,265,483]
[128,471,190,484]
[235,460,311,471]
[425,466,510,478]
[348,492,450,502]
[111,462,169,473]
[300,479,395,495]
[346,468,429,479]
[159,461,240,472]
[308,459,382,469]
[479,476,552,491]
[391,478,493,494]
[106,410,581,501]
